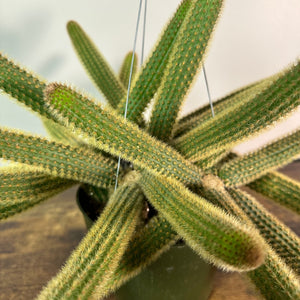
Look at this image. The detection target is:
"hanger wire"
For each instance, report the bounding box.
[114,0,146,190]
[202,63,215,117]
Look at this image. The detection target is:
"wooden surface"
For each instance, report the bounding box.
[0,162,299,300]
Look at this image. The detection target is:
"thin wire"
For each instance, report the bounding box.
[114,0,144,191]
[202,64,215,117]
[141,0,147,65]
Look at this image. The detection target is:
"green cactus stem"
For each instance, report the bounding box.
[98,216,178,298]
[0,53,49,117]
[119,52,138,89]
[67,21,126,108]
[37,179,143,300]
[139,171,266,272]
[228,188,300,275]
[148,0,223,141]
[0,128,117,188]
[0,164,74,219]
[174,61,300,161]
[249,248,300,300]
[219,129,300,186]
[173,75,276,138]
[248,171,300,214]
[44,83,203,185]
[199,174,247,218]
[209,151,300,214]
[199,175,300,298]
[199,176,300,275]
[116,0,193,124]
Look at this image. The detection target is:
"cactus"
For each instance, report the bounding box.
[248,171,300,215]
[219,129,300,186]
[66,21,126,108]
[118,51,138,89]
[0,0,299,299]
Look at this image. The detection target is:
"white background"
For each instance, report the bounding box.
[0,0,299,154]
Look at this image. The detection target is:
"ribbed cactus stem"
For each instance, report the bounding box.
[173,75,276,138]
[37,180,143,300]
[0,164,74,219]
[45,83,203,185]
[248,171,300,215]
[211,151,300,214]
[228,188,300,275]
[67,21,126,108]
[0,128,117,188]
[200,176,300,275]
[139,171,266,272]
[148,0,224,141]
[174,61,300,161]
[116,0,193,123]
[219,129,300,186]
[0,53,49,117]
[199,175,300,298]
[119,52,138,89]
[249,248,300,300]
[98,216,178,298]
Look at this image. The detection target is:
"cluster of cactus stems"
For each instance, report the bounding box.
[0,0,299,299]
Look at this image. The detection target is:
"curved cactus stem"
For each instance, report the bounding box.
[219,129,300,186]
[198,176,300,298]
[199,178,300,275]
[0,128,117,188]
[67,21,126,108]
[228,188,300,275]
[211,152,300,214]
[44,83,203,185]
[174,61,300,161]
[119,52,138,90]
[0,164,74,220]
[173,76,276,138]
[37,180,143,300]
[248,171,300,215]
[148,0,224,141]
[139,171,266,272]
[98,216,178,298]
[0,53,49,118]
[116,0,193,124]
[248,248,300,300]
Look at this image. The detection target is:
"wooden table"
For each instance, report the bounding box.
[1,162,299,300]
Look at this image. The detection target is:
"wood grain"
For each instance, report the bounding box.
[0,162,299,300]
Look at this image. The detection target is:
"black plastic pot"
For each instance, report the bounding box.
[76,186,214,300]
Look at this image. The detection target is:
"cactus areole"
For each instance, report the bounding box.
[0,1,299,299]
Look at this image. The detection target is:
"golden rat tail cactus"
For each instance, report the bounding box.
[0,0,299,299]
